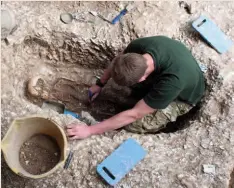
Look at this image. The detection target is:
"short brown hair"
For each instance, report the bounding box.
[110,53,147,86]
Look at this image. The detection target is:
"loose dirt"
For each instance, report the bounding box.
[19,134,61,175]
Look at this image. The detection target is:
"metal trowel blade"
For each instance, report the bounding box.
[41,101,65,114]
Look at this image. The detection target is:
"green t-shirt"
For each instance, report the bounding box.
[124,36,205,109]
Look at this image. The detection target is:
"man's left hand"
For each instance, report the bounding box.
[66,123,91,140]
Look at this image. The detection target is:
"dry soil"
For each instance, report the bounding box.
[19,134,61,175]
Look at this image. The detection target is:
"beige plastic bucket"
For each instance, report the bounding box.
[1,116,67,179]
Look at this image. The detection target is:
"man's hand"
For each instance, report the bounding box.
[65,99,155,140]
[88,85,102,102]
[66,123,91,140]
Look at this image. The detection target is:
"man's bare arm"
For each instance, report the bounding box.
[99,67,111,84]
[89,99,155,135]
[89,52,124,101]
[66,99,155,139]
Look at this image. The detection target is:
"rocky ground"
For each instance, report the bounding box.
[1,1,234,188]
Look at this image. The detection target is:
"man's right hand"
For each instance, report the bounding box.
[88,85,102,102]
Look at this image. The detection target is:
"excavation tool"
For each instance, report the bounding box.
[41,100,65,114]
[41,100,80,119]
[88,90,94,101]
[89,11,111,24]
[111,3,135,24]
[64,151,74,169]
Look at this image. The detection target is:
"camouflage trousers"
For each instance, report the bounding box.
[124,101,193,134]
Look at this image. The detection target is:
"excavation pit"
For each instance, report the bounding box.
[23,32,203,130]
[24,33,132,122]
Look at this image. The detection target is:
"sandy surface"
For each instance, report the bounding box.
[1,1,234,188]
